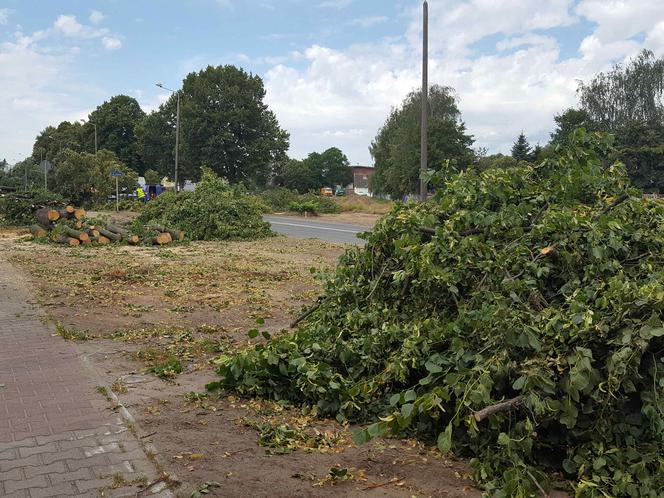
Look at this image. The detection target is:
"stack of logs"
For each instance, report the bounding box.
[31,205,184,247]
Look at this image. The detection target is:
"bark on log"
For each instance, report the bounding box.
[63,226,89,242]
[90,235,111,245]
[55,235,80,247]
[107,224,129,235]
[87,229,101,238]
[473,396,524,422]
[73,208,86,220]
[35,208,59,227]
[30,225,48,238]
[99,229,122,242]
[58,209,73,220]
[151,233,172,245]
[151,225,185,242]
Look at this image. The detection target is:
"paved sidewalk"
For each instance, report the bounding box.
[0,256,169,497]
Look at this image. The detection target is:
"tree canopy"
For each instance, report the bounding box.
[87,95,146,173]
[369,85,474,199]
[511,132,534,162]
[275,147,352,193]
[556,49,664,192]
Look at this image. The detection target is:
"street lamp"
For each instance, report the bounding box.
[156,82,181,193]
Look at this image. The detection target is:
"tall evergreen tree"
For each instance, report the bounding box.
[511,133,533,162]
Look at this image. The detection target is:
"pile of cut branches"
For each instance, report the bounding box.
[208,130,664,496]
[0,189,65,226]
[32,205,183,247]
[136,168,272,241]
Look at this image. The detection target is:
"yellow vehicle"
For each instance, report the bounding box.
[320,187,333,197]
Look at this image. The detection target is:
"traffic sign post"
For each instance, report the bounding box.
[111,171,124,212]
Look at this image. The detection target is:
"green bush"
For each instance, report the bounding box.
[0,189,65,226]
[136,168,272,241]
[259,187,299,212]
[288,200,320,214]
[209,130,664,496]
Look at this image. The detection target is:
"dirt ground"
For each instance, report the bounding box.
[0,228,480,498]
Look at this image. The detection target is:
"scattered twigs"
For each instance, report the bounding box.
[473,396,524,422]
[362,478,402,491]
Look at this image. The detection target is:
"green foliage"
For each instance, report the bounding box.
[275,148,352,193]
[511,133,535,162]
[288,200,320,214]
[88,95,146,172]
[567,50,664,192]
[150,358,183,379]
[258,187,300,212]
[136,168,272,241]
[277,158,319,193]
[50,149,138,206]
[0,189,65,226]
[208,130,664,496]
[143,168,162,185]
[370,85,475,199]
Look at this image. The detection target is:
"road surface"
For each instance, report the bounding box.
[264,215,368,245]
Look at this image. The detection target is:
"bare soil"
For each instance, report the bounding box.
[0,230,480,498]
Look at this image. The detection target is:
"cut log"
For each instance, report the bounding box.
[151,232,173,245]
[73,208,86,220]
[81,238,92,246]
[55,235,80,247]
[74,220,84,230]
[35,208,60,227]
[64,205,75,214]
[58,209,73,220]
[90,235,111,246]
[30,225,48,238]
[125,234,140,245]
[63,226,89,242]
[99,229,122,242]
[151,225,185,242]
[87,229,101,238]
[107,224,129,235]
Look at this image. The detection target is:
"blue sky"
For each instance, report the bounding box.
[2,0,664,168]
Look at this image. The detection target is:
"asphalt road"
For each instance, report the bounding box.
[264,215,368,245]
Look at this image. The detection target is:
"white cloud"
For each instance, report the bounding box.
[89,10,105,25]
[0,8,9,25]
[263,0,664,164]
[350,16,389,28]
[102,36,122,50]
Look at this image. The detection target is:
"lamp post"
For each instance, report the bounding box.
[420,1,429,202]
[156,83,181,193]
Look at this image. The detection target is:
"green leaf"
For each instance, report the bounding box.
[389,393,401,406]
[256,317,265,325]
[404,390,417,402]
[262,331,271,340]
[247,329,259,339]
[512,376,527,391]
[400,403,414,418]
[437,423,453,453]
[425,361,443,373]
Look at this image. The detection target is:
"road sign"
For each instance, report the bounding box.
[39,160,53,172]
[111,170,124,177]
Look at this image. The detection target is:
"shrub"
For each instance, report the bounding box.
[259,187,299,212]
[209,130,664,496]
[136,168,272,241]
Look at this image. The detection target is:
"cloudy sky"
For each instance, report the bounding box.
[1,0,664,166]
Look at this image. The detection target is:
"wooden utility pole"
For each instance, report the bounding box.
[420,1,429,202]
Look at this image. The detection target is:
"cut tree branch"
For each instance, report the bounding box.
[473,396,524,422]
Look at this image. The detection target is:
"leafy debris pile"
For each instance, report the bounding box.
[208,131,664,496]
[0,189,65,226]
[136,168,272,241]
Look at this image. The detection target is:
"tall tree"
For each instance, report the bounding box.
[277,158,319,193]
[578,49,664,130]
[181,65,289,185]
[32,121,84,162]
[369,85,474,199]
[136,98,177,180]
[511,133,533,162]
[573,49,664,191]
[550,108,593,147]
[306,147,352,188]
[87,95,146,173]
